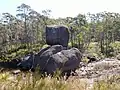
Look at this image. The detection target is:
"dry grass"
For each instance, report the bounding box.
[92,75,120,90]
[0,70,120,90]
[0,71,88,90]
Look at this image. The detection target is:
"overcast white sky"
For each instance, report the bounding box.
[0,0,120,18]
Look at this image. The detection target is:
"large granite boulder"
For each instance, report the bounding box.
[17,45,63,71]
[46,25,69,47]
[33,45,63,71]
[17,45,82,76]
[43,48,82,75]
[37,45,51,56]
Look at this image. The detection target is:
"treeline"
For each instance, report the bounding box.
[0,3,120,60]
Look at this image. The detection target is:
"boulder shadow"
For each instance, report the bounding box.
[0,59,21,70]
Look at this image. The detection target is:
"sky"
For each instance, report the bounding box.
[0,0,120,18]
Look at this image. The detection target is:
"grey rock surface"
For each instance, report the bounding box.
[46,25,69,47]
[41,47,82,74]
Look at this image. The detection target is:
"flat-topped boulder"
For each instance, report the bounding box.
[46,25,69,47]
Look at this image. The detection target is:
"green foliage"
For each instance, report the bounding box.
[101,41,120,57]
[41,44,50,49]
[86,42,105,59]
[110,41,120,54]
[86,41,120,59]
[0,43,43,61]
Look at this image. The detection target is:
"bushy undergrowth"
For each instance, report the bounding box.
[0,43,43,61]
[1,41,120,61]
[84,41,120,60]
[85,42,105,60]
[110,41,120,55]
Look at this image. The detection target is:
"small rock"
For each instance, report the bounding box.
[117,54,120,60]
[12,70,21,74]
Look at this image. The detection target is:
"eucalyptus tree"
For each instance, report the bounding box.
[0,13,16,51]
[88,12,120,56]
[2,13,19,44]
[28,9,44,44]
[100,12,116,56]
[42,9,51,26]
[71,14,88,51]
[112,13,120,41]
[16,3,32,43]
[41,9,52,43]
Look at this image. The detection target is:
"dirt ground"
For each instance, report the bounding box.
[75,58,120,89]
